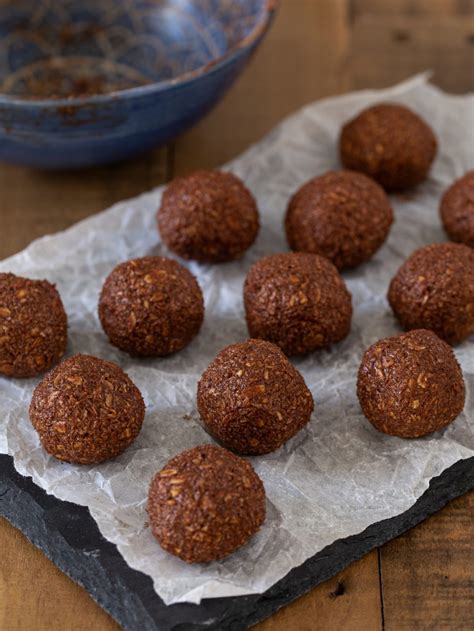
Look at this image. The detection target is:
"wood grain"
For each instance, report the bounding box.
[0,0,473,629]
[0,149,168,259]
[351,0,474,14]
[349,10,474,92]
[380,492,474,631]
[254,552,383,631]
[0,517,120,631]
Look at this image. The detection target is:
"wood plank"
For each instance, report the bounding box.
[253,552,383,631]
[381,490,474,630]
[172,0,351,173]
[349,10,474,92]
[0,517,119,631]
[0,149,168,259]
[351,0,474,15]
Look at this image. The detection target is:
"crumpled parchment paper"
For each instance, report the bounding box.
[0,74,473,605]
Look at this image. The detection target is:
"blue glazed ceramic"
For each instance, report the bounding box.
[0,0,276,169]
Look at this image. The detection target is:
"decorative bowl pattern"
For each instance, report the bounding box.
[0,0,276,168]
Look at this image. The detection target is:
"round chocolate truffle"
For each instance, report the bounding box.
[440,171,474,248]
[388,243,474,345]
[99,256,204,357]
[197,339,314,455]
[285,170,393,270]
[148,444,265,562]
[0,273,67,378]
[339,103,437,191]
[29,354,145,464]
[157,169,260,263]
[244,252,352,355]
[357,329,465,438]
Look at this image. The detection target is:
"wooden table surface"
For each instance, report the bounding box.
[1,1,473,629]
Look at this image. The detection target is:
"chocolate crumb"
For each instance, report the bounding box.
[329,580,346,599]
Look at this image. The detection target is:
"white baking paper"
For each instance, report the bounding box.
[0,74,473,605]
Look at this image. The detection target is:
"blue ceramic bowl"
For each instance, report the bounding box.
[0,0,276,169]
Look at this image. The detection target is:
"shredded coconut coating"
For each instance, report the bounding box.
[30,354,145,464]
[286,170,393,270]
[197,339,314,455]
[148,444,265,563]
[157,169,259,263]
[388,243,474,345]
[244,252,352,355]
[99,256,204,357]
[0,273,67,378]
[357,329,465,438]
[340,103,437,191]
[440,170,474,249]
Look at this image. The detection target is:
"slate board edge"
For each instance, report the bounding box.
[1,454,473,631]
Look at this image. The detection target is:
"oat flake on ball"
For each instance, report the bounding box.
[197,339,314,455]
[157,169,260,263]
[440,170,474,249]
[148,444,266,563]
[99,256,204,357]
[357,329,465,438]
[388,242,474,345]
[29,354,145,464]
[244,252,352,355]
[285,170,393,270]
[339,103,437,191]
[0,273,67,378]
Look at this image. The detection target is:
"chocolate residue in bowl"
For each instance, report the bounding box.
[8,60,151,100]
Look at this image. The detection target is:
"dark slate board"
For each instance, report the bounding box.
[1,453,473,631]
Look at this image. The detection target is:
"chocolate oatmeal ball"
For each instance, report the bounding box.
[340,103,437,191]
[148,444,265,562]
[440,171,474,248]
[0,273,67,378]
[285,170,393,270]
[157,169,260,263]
[99,256,204,357]
[357,329,465,438]
[29,354,145,464]
[244,252,352,355]
[197,339,314,455]
[388,243,474,345]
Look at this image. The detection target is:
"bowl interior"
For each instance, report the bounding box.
[0,0,268,99]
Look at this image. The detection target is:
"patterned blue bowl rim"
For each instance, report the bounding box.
[0,0,278,109]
